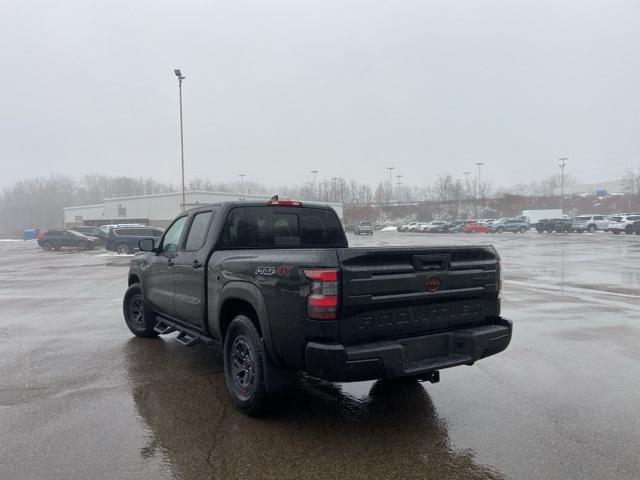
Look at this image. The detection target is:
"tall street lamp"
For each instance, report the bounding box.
[238,174,246,193]
[311,170,319,198]
[174,69,186,210]
[387,166,395,203]
[475,162,485,198]
[558,157,568,213]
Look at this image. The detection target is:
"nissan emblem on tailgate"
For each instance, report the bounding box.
[425,275,441,292]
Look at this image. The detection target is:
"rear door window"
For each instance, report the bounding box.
[220,207,271,248]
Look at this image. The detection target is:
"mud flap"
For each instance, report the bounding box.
[261,339,297,394]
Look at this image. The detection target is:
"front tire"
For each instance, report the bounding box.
[123,283,158,338]
[587,225,597,233]
[42,241,52,251]
[117,243,131,255]
[224,315,268,416]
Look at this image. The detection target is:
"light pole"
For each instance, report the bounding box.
[238,174,246,193]
[311,170,319,198]
[395,175,403,202]
[463,171,471,200]
[558,157,567,214]
[331,177,339,202]
[387,167,395,203]
[475,162,485,198]
[174,69,186,210]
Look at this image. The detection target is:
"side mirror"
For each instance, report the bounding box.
[138,238,156,252]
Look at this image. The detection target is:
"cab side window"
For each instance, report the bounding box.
[162,216,188,253]
[185,211,214,251]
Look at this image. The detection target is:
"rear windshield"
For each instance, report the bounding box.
[574,216,590,220]
[220,206,347,249]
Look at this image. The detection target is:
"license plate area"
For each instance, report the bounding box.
[401,334,450,363]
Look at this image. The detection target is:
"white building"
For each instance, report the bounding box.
[63,191,343,228]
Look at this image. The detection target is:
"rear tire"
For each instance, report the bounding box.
[224,315,268,416]
[123,283,158,338]
[42,241,52,251]
[497,227,504,233]
[78,241,87,250]
[613,230,621,235]
[587,225,597,233]
[519,226,527,233]
[625,226,633,235]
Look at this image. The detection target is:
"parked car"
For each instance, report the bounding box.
[490,218,530,234]
[99,223,147,235]
[398,221,419,232]
[607,214,640,235]
[71,225,108,244]
[571,215,611,233]
[424,221,449,233]
[354,221,374,235]
[409,222,428,232]
[535,218,574,233]
[464,222,489,233]
[105,226,164,254]
[37,229,100,251]
[633,220,640,235]
[124,199,512,415]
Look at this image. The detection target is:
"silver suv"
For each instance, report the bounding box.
[607,214,640,235]
[571,215,610,233]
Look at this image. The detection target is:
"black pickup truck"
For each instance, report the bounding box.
[123,199,512,415]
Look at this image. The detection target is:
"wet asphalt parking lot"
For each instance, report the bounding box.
[1,232,639,480]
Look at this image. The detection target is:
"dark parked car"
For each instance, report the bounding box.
[71,225,108,243]
[37,229,100,251]
[123,199,512,415]
[354,221,374,235]
[534,218,573,233]
[106,226,164,254]
[634,220,640,235]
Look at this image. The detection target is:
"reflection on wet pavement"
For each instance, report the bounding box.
[124,338,501,480]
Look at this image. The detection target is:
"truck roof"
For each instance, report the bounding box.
[182,200,337,215]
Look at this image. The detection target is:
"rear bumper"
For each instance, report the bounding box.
[304,317,512,382]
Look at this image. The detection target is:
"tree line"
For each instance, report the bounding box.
[0,170,634,236]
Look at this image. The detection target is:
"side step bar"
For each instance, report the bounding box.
[154,317,217,347]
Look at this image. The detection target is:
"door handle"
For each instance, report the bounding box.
[192,260,202,269]
[167,260,174,267]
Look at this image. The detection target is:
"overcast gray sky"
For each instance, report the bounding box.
[1,0,639,190]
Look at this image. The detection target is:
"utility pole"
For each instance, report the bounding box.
[238,174,246,193]
[558,157,567,214]
[463,171,471,200]
[174,69,186,210]
[474,163,484,217]
[395,175,403,202]
[387,167,395,203]
[311,170,319,198]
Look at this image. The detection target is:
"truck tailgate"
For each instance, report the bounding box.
[337,246,500,344]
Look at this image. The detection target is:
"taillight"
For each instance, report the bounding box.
[497,259,503,295]
[304,269,338,319]
[267,195,302,206]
